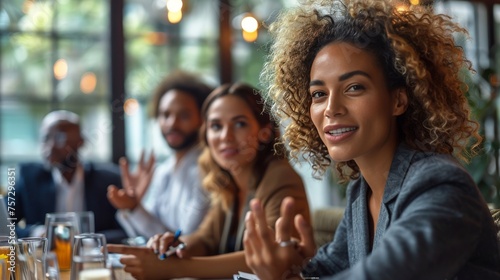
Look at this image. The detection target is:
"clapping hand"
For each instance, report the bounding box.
[107,150,156,210]
[243,197,316,280]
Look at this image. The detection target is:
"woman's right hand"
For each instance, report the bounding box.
[147,231,188,258]
[243,197,316,280]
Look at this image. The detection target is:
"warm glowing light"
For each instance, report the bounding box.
[242,30,258,42]
[168,10,182,24]
[396,4,409,12]
[124,98,140,116]
[166,0,183,12]
[80,72,97,94]
[241,15,258,33]
[54,59,68,80]
[409,0,420,5]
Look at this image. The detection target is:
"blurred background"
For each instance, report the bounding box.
[1,0,499,208]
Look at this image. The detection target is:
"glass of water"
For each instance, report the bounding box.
[17,237,47,280]
[70,233,111,280]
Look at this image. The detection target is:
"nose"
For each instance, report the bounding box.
[324,92,345,118]
[220,125,235,141]
[163,115,180,129]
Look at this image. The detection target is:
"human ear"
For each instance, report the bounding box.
[258,124,273,143]
[393,88,408,116]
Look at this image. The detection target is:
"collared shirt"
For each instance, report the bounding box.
[52,164,85,213]
[117,146,210,238]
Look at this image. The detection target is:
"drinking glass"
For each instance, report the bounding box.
[45,212,80,271]
[45,252,60,280]
[74,212,95,234]
[17,237,47,280]
[70,233,111,280]
[0,236,16,280]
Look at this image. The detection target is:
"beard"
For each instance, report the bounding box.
[164,130,199,151]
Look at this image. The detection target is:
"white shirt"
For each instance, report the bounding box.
[30,164,85,237]
[116,146,210,238]
[52,164,85,212]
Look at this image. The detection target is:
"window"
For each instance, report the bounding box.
[1,0,112,188]
[0,0,290,188]
[4,0,495,206]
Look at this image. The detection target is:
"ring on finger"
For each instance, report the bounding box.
[278,240,298,248]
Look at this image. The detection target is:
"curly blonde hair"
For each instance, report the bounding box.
[198,83,286,211]
[261,0,482,182]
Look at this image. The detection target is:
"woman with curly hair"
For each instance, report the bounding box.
[243,0,500,279]
[108,83,310,279]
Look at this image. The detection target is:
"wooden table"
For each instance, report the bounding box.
[59,268,134,280]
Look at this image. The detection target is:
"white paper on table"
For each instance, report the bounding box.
[232,271,260,280]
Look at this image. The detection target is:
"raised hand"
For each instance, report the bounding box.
[121,150,156,201]
[243,197,316,280]
[107,185,138,210]
[107,150,155,210]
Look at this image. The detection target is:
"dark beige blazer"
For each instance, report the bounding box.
[189,158,311,255]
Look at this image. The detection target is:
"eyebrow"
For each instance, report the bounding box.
[309,70,372,87]
[339,70,371,81]
[208,115,248,122]
[232,115,248,121]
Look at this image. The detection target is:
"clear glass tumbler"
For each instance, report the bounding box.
[70,233,111,280]
[17,237,47,280]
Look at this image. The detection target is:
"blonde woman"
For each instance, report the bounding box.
[108,83,310,279]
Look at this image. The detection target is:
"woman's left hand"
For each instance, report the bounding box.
[107,244,181,280]
[243,197,316,280]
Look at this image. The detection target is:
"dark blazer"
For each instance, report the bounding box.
[303,144,500,280]
[9,162,126,243]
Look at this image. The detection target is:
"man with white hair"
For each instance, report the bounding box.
[9,110,126,242]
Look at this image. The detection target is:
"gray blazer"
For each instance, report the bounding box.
[303,144,500,280]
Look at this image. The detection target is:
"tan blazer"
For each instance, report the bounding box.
[189,159,311,255]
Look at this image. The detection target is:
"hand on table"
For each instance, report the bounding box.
[107,244,181,280]
[147,230,189,259]
[243,197,316,280]
[107,150,155,210]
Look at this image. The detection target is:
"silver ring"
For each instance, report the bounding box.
[278,240,297,248]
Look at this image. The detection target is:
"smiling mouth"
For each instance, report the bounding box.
[220,148,238,155]
[327,127,357,136]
